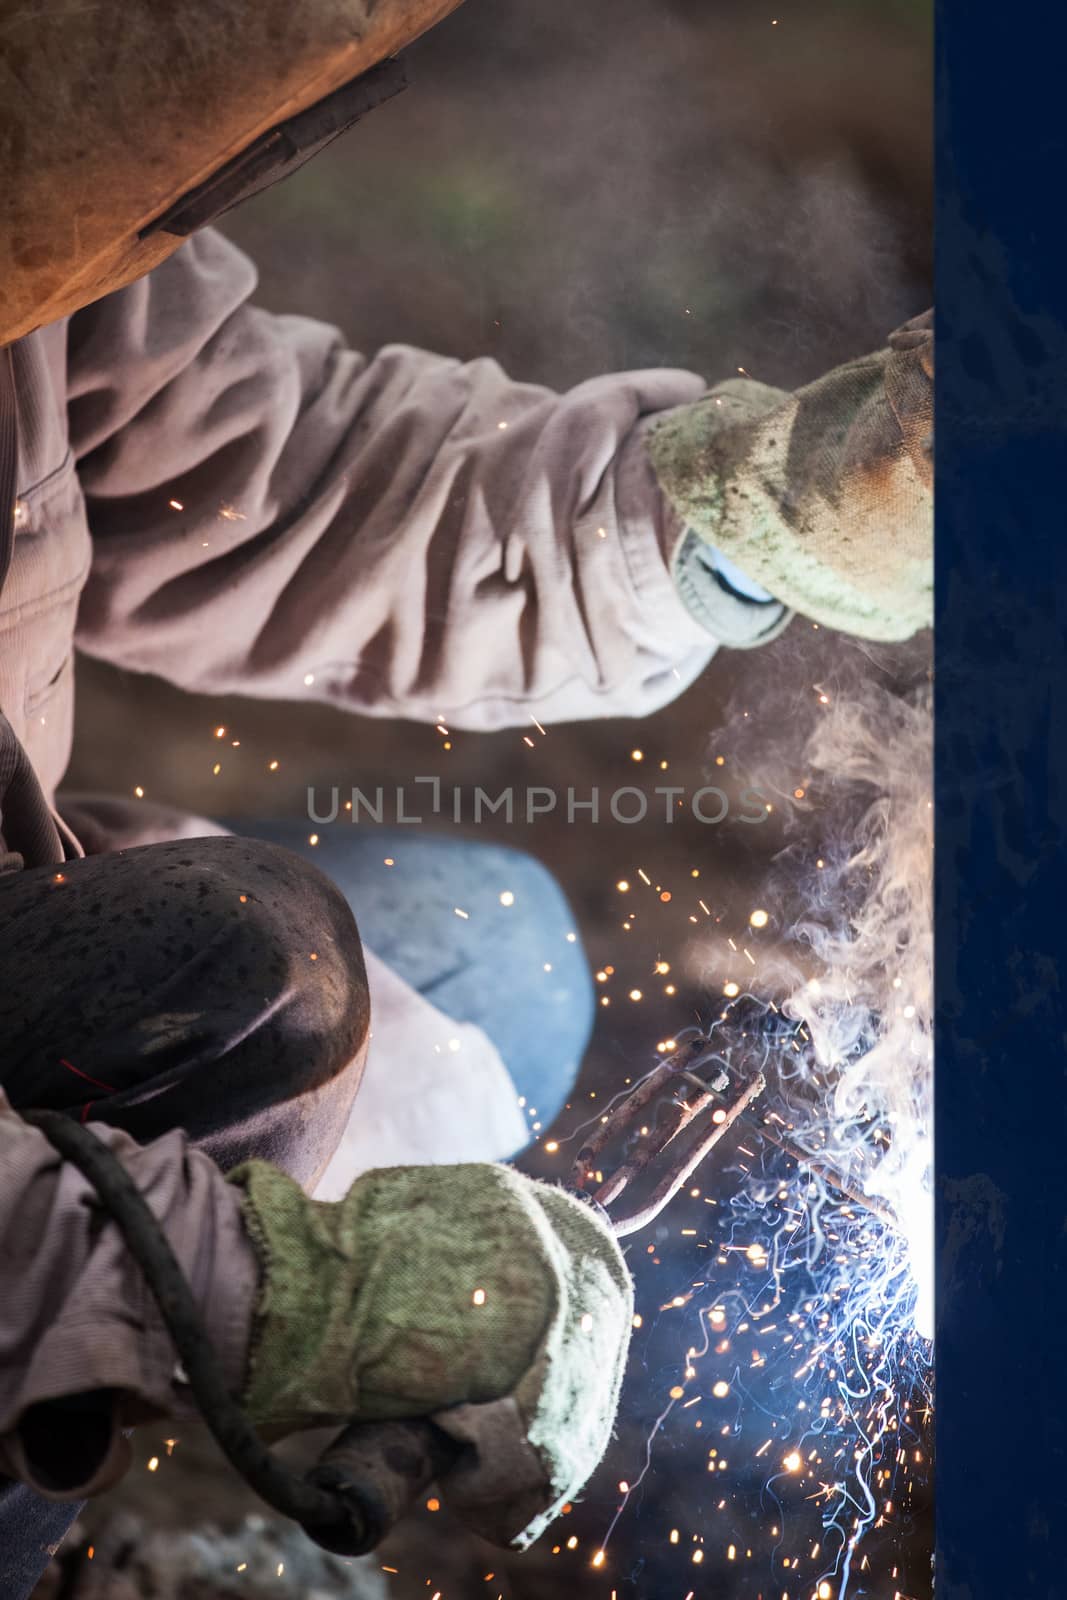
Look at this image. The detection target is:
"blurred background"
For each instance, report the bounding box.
[45,0,933,1595]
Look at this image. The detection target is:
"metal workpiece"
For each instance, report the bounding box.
[570,1037,768,1238]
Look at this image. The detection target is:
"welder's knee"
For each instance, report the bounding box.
[208,835,371,1085]
[131,837,370,1183]
[0,833,371,1181]
[147,834,371,1181]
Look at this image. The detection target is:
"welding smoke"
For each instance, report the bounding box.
[708,649,933,1363]
[780,683,933,1339]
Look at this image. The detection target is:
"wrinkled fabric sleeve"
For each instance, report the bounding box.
[0,1090,256,1498]
[67,230,725,729]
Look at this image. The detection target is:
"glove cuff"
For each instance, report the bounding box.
[648,365,933,642]
[650,378,795,646]
[671,527,793,649]
[228,1159,363,1438]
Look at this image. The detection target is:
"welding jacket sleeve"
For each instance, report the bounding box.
[0,1089,258,1499]
[68,229,787,731]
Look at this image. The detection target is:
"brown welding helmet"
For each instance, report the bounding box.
[0,0,464,347]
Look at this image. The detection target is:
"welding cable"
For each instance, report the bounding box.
[20,1108,375,1552]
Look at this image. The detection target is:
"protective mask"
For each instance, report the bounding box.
[0,0,463,345]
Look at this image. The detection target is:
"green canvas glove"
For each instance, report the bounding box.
[648,311,934,641]
[227,1160,633,1546]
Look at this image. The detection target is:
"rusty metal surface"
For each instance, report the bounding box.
[570,1036,768,1237]
[569,1029,902,1238]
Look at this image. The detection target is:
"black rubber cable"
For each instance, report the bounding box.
[21,1108,367,1550]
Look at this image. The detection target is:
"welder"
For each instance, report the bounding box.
[0,2,932,1592]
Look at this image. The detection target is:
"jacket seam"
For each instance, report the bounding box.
[16,447,75,507]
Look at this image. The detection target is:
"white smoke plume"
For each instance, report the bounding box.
[774,681,934,1339]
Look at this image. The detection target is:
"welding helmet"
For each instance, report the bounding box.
[0,0,464,346]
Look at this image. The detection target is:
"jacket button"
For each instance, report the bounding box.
[13,498,27,528]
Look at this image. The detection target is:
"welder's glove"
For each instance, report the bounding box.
[647,311,933,641]
[228,1160,633,1547]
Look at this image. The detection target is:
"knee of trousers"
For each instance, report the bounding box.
[163,835,372,1103]
[159,838,371,1182]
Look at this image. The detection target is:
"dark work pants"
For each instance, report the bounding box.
[0,834,371,1180]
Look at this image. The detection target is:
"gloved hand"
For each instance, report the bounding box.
[227,1160,633,1548]
[647,311,933,641]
